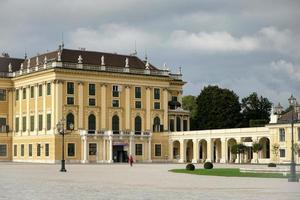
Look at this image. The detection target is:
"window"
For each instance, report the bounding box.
[47,83,51,95]
[0,118,6,127]
[28,144,32,157]
[15,117,19,132]
[89,98,96,106]
[30,116,34,132]
[112,85,119,97]
[298,128,300,141]
[22,116,26,132]
[47,114,51,130]
[135,144,143,155]
[135,101,141,109]
[13,145,17,157]
[135,116,142,135]
[37,144,41,157]
[112,99,119,107]
[176,117,181,131]
[67,97,74,105]
[66,113,74,130]
[154,102,160,109]
[38,84,42,96]
[22,88,26,99]
[89,84,96,96]
[0,144,7,156]
[16,89,19,100]
[279,128,285,142]
[280,149,285,158]
[135,87,141,98]
[153,117,161,132]
[67,82,74,94]
[88,114,96,133]
[21,144,24,157]
[30,86,34,98]
[38,115,43,131]
[170,119,174,132]
[154,88,160,100]
[183,120,188,131]
[155,144,161,157]
[67,143,75,157]
[45,143,49,157]
[112,115,119,134]
[172,96,178,102]
[89,143,97,155]
[0,89,6,101]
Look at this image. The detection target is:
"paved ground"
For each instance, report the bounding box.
[0,163,299,200]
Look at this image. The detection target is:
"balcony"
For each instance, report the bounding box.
[79,130,152,137]
[0,125,9,133]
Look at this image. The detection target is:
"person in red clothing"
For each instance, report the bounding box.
[128,155,133,167]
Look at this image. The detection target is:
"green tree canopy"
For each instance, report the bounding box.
[182,95,198,130]
[195,85,242,130]
[241,92,272,127]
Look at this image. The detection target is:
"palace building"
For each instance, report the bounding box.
[0,47,299,164]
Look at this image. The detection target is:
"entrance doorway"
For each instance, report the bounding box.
[113,145,128,163]
[88,143,97,163]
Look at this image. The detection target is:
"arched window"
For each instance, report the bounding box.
[135,116,142,135]
[66,113,74,130]
[176,116,181,131]
[112,115,119,134]
[88,114,96,134]
[153,117,161,132]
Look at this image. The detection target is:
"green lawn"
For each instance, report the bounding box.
[169,168,299,179]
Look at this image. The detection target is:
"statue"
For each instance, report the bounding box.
[101,55,105,66]
[125,57,129,68]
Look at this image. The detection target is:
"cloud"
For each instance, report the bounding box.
[271,59,300,81]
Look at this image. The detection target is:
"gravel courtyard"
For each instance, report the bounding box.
[0,163,299,200]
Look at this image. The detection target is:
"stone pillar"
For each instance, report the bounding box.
[108,136,113,163]
[55,80,63,125]
[180,116,184,131]
[187,117,190,131]
[163,88,168,131]
[148,139,152,162]
[78,82,84,129]
[19,87,22,134]
[235,137,242,163]
[81,136,88,163]
[42,82,47,134]
[129,136,135,157]
[206,139,212,162]
[125,86,130,130]
[8,89,13,132]
[220,138,227,163]
[174,115,177,132]
[179,139,185,163]
[168,139,173,161]
[192,139,199,163]
[102,139,106,162]
[101,84,107,129]
[34,84,38,134]
[146,87,151,131]
[51,81,56,131]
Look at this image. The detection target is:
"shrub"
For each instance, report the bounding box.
[186,163,195,171]
[204,162,213,169]
[268,163,276,167]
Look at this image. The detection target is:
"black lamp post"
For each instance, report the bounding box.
[288,95,299,182]
[57,120,74,172]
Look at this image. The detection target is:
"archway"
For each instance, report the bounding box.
[88,114,96,134]
[213,139,222,163]
[259,137,270,159]
[173,140,180,160]
[199,139,207,163]
[112,115,119,134]
[186,140,193,162]
[243,137,253,163]
[227,138,237,163]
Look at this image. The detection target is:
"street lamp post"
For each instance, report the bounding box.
[57,120,74,172]
[288,95,299,182]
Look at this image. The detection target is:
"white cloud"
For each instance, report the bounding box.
[271,59,300,81]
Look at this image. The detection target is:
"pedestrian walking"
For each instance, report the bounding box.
[128,155,133,167]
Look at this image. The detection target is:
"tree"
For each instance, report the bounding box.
[182,95,198,130]
[252,142,263,163]
[231,143,247,164]
[195,85,242,130]
[241,92,272,127]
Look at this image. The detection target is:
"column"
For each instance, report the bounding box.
[101,84,107,129]
[125,86,130,130]
[42,82,46,134]
[146,87,151,131]
[51,81,56,131]
[55,80,63,125]
[26,86,30,135]
[78,82,84,129]
[187,117,190,131]
[148,138,152,162]
[206,139,212,162]
[19,87,23,135]
[81,136,88,163]
[8,89,13,132]
[102,139,106,162]
[108,136,113,163]
[179,139,185,163]
[192,139,199,163]
[168,139,173,161]
[129,136,135,157]
[174,115,177,132]
[34,84,38,134]
[163,88,168,131]
[235,137,242,163]
[180,116,184,131]
[220,138,227,163]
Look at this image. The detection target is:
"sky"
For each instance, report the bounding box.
[1,0,300,107]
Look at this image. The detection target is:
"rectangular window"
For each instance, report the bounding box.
[28,144,32,157]
[89,143,97,155]
[30,116,34,132]
[89,84,96,96]
[13,145,17,157]
[154,88,160,100]
[298,128,300,141]
[279,128,285,142]
[22,88,26,99]
[155,144,161,157]
[38,115,43,131]
[16,89,19,100]
[170,119,174,132]
[172,96,178,102]
[135,101,141,109]
[15,117,19,132]
[112,99,119,107]
[135,87,141,98]
[67,97,74,105]
[21,144,24,157]
[135,144,143,156]
[89,98,96,106]
[45,143,49,157]
[0,144,7,156]
[38,84,43,96]
[30,86,34,98]
[0,118,6,126]
[154,102,160,109]
[67,82,74,94]
[47,114,51,130]
[22,116,26,132]
[0,89,6,101]
[37,144,41,157]
[68,143,75,157]
[47,83,51,95]
[280,149,285,158]
[183,120,188,131]
[112,85,119,97]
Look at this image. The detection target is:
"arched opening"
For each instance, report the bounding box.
[186,140,193,162]
[213,139,222,163]
[173,140,180,160]
[66,113,74,130]
[259,137,270,159]
[134,116,142,135]
[112,115,119,134]
[243,137,253,163]
[176,116,181,131]
[227,138,237,163]
[199,139,207,163]
[153,117,161,132]
[88,114,96,134]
